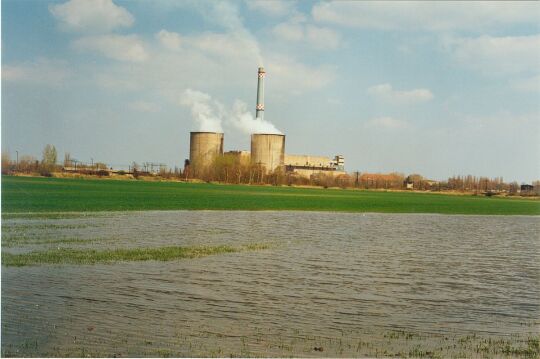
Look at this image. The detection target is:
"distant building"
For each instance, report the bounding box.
[520,184,535,195]
[284,154,345,178]
[224,150,251,165]
[404,176,414,189]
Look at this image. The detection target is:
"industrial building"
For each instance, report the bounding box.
[284,154,345,178]
[188,67,345,179]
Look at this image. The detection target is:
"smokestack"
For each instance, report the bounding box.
[256,67,265,121]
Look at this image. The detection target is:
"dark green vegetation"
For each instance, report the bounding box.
[2,176,539,215]
[2,243,270,267]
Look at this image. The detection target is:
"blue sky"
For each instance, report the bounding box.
[2,0,539,182]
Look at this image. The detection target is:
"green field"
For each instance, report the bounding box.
[2,176,539,215]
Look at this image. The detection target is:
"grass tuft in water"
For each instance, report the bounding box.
[2,243,271,267]
[1,236,109,247]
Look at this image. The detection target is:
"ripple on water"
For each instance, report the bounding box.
[2,211,539,356]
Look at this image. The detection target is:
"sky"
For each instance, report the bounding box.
[2,0,539,182]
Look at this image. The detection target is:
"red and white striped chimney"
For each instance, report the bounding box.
[256,67,265,121]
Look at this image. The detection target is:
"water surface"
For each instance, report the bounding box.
[2,211,539,357]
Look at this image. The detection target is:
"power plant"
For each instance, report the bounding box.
[188,67,345,178]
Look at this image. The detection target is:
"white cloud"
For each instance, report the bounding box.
[246,0,296,17]
[327,98,342,105]
[91,31,336,97]
[453,112,539,135]
[272,21,342,50]
[273,22,304,42]
[305,26,342,50]
[189,2,264,65]
[128,101,161,113]
[511,75,540,93]
[156,30,182,51]
[73,35,148,62]
[444,34,540,76]
[368,83,434,104]
[66,1,336,97]
[267,54,336,95]
[49,0,134,33]
[312,2,539,31]
[190,33,253,59]
[2,59,71,85]
[366,116,409,130]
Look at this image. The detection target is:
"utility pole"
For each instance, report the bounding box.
[16,150,19,171]
[91,158,94,169]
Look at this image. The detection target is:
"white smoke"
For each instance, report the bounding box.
[207,2,263,66]
[180,89,223,132]
[230,100,282,135]
[180,89,281,135]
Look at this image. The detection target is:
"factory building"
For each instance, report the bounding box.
[187,67,345,179]
[223,150,251,165]
[284,154,345,178]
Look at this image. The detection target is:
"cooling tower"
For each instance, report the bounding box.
[190,132,224,171]
[251,133,285,172]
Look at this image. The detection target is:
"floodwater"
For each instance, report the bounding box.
[2,211,539,357]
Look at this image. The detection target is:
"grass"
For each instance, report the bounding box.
[2,243,271,266]
[2,176,539,215]
[1,212,105,219]
[1,236,108,247]
[2,325,538,357]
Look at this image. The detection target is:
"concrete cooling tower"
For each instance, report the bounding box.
[251,133,285,172]
[189,132,224,172]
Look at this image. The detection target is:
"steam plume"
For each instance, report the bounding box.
[230,100,281,135]
[180,89,223,132]
[180,89,281,135]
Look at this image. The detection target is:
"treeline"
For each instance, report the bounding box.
[2,146,538,196]
[2,144,60,177]
[186,154,539,195]
[2,145,115,177]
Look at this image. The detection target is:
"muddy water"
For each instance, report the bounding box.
[2,211,539,357]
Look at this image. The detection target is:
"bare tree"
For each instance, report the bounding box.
[63,152,72,167]
[40,144,58,176]
[42,145,57,165]
[1,151,12,174]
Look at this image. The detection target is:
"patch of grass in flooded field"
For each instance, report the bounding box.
[2,223,91,233]
[2,176,539,215]
[2,326,538,358]
[501,337,540,357]
[2,243,271,266]
[1,211,104,220]
[1,236,108,248]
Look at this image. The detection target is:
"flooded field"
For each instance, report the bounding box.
[2,211,539,357]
